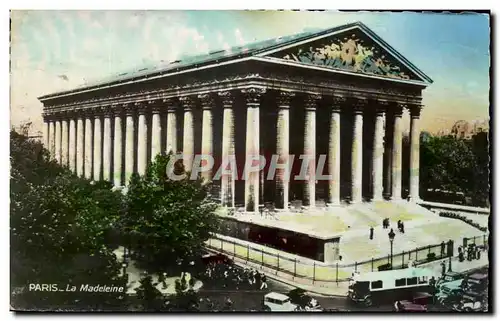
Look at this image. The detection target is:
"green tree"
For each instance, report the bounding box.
[10,131,126,310]
[419,133,489,206]
[122,153,219,273]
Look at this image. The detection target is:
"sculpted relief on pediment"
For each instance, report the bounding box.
[270,31,418,81]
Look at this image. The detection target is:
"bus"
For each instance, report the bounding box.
[348,267,439,307]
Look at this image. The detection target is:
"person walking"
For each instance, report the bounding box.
[440,261,446,276]
[400,222,405,234]
[260,274,268,290]
[369,227,374,240]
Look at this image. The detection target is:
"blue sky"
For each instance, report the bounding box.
[10,10,490,134]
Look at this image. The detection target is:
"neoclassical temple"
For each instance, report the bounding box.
[40,22,432,213]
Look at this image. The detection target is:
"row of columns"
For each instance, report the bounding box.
[43,88,422,212]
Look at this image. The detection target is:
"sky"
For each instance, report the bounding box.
[10,10,490,135]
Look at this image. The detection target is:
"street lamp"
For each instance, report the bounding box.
[388,229,396,269]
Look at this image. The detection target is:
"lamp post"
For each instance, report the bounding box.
[388,229,395,269]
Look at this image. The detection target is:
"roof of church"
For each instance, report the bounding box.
[39,21,432,101]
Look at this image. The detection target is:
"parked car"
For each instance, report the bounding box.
[394,292,433,312]
[287,288,322,311]
[263,292,299,312]
[452,293,487,312]
[436,272,462,290]
[394,300,427,312]
[436,279,464,306]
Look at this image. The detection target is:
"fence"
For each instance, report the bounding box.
[206,234,488,284]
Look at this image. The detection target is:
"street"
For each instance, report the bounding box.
[193,262,488,312]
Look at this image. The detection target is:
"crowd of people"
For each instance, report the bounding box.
[458,243,483,262]
[201,261,269,291]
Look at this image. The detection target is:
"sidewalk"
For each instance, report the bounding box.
[221,246,489,297]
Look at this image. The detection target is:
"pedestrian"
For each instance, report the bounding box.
[397,220,402,231]
[400,222,405,234]
[476,247,481,260]
[255,272,262,288]
[260,274,268,290]
[382,218,386,229]
[440,241,445,257]
[369,227,374,240]
[440,261,446,276]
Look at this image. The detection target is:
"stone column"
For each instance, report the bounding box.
[93,114,103,181]
[391,105,404,200]
[43,119,49,149]
[113,109,123,187]
[102,110,112,181]
[243,87,265,212]
[151,105,162,161]
[180,96,196,172]
[199,93,215,182]
[219,91,236,207]
[76,117,84,177]
[49,120,55,158]
[383,111,394,198]
[124,106,135,185]
[408,105,422,201]
[303,94,320,208]
[137,106,148,175]
[68,117,76,172]
[165,100,177,154]
[84,115,93,179]
[55,119,62,163]
[351,100,365,204]
[61,118,69,166]
[275,91,294,210]
[372,105,386,201]
[327,97,344,206]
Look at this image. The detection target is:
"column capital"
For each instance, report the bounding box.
[331,95,346,112]
[351,98,368,114]
[304,93,321,110]
[134,101,148,115]
[407,104,423,118]
[198,93,215,110]
[179,96,197,111]
[163,98,178,113]
[241,87,266,105]
[123,103,135,116]
[276,91,295,108]
[393,104,405,117]
[218,91,234,107]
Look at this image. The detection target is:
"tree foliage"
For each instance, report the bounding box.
[10,130,126,310]
[121,153,219,273]
[419,132,490,206]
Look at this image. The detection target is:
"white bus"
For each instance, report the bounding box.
[348,267,439,307]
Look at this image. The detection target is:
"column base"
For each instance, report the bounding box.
[371,196,384,202]
[407,196,422,203]
[326,202,341,207]
[274,207,289,212]
[390,197,404,202]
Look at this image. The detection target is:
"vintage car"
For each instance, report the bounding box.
[394,292,433,312]
[436,272,462,290]
[394,300,427,312]
[287,288,322,311]
[262,292,299,312]
[464,273,488,293]
[436,279,463,305]
[451,293,487,312]
[348,267,438,307]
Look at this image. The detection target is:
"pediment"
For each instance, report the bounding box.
[264,26,426,82]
